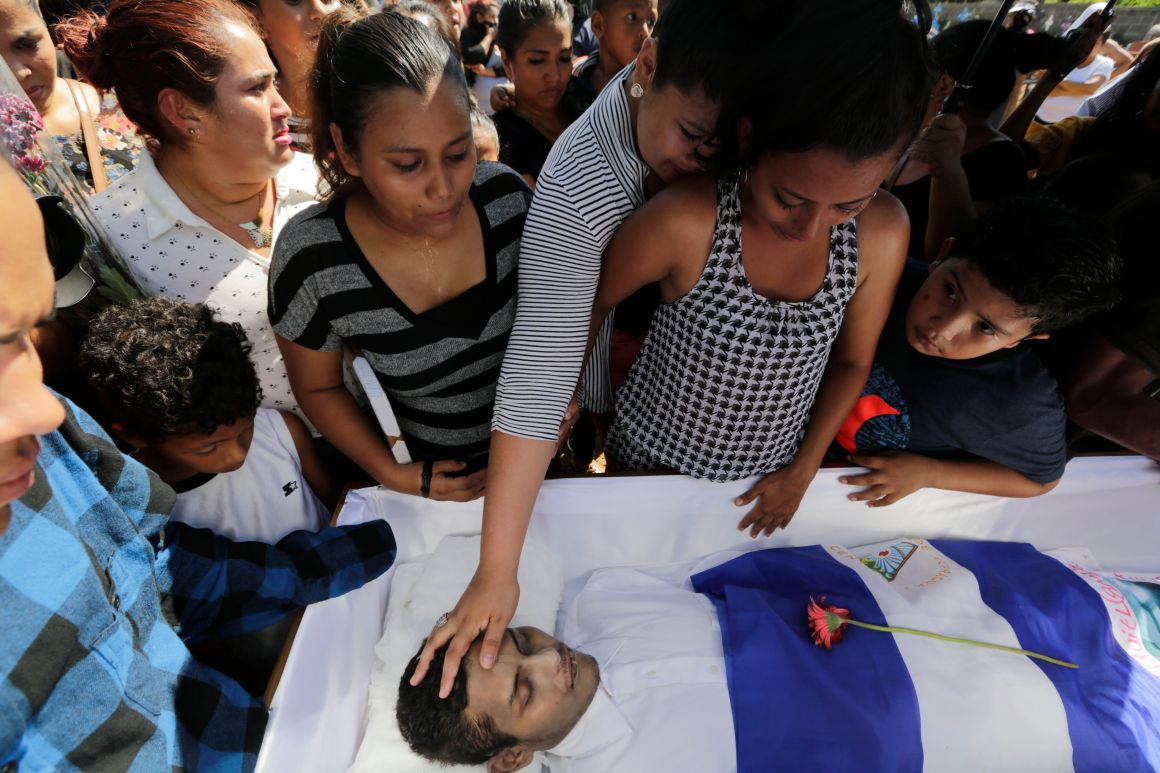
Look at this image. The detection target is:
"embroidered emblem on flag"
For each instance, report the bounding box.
[860,540,919,582]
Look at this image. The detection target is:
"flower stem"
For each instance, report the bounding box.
[843,619,1078,669]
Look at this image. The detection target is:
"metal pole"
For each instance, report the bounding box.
[884,0,1018,190]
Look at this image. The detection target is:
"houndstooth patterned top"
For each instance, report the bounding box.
[606,174,860,483]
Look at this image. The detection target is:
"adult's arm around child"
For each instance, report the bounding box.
[1064,334,1160,460]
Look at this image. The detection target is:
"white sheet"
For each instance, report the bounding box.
[257,457,1160,773]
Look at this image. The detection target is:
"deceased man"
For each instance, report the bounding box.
[398,540,1160,773]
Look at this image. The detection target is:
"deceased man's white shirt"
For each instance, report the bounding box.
[549,561,736,773]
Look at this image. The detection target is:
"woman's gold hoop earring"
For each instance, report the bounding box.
[630,83,644,99]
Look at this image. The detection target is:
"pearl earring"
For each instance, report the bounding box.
[630,82,644,99]
[188,127,197,136]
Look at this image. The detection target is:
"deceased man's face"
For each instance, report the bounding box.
[465,627,600,749]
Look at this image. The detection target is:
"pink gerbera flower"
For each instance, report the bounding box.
[803,595,1078,668]
[807,596,850,650]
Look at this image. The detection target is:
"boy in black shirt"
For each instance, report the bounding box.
[838,197,1120,506]
[571,0,658,101]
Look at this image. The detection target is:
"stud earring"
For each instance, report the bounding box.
[630,82,644,99]
[188,127,197,136]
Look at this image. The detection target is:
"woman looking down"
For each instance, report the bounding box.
[270,9,531,501]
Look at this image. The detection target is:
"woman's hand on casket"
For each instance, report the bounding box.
[734,463,814,537]
[840,451,930,506]
[388,460,487,501]
[409,566,520,699]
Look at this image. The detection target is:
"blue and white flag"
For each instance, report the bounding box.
[691,540,1160,773]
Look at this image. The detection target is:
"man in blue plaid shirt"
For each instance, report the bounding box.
[0,162,397,770]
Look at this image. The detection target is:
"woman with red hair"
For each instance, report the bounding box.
[58,0,322,418]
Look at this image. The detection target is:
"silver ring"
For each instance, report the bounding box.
[434,612,450,628]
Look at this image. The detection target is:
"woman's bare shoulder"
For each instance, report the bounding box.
[855,189,910,272]
[623,173,719,251]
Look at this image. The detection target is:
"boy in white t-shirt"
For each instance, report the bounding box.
[80,298,332,543]
[1037,4,1116,123]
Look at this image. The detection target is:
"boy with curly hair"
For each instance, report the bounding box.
[81,298,333,542]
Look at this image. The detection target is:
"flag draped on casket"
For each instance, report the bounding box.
[692,540,1160,773]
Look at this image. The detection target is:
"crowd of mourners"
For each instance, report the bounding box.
[1,0,1158,768]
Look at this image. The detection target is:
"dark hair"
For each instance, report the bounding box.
[1038,153,1160,216]
[465,0,498,31]
[497,0,571,55]
[1072,47,1160,163]
[589,0,657,15]
[312,8,468,197]
[649,0,743,104]
[933,20,1016,118]
[80,298,262,442]
[951,196,1121,334]
[395,0,456,47]
[56,0,262,148]
[730,0,934,166]
[397,637,518,765]
[235,0,367,10]
[1102,182,1160,355]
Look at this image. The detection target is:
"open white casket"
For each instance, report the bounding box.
[257,456,1160,773]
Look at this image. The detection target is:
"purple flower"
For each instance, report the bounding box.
[0,92,48,186]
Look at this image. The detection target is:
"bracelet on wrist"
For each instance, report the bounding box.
[420,460,434,498]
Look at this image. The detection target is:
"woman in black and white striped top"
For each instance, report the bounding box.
[411,0,746,698]
[270,10,530,502]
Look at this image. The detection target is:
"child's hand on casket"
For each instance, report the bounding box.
[409,566,520,699]
[734,462,814,537]
[840,451,930,506]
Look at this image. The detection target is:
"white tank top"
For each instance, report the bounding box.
[168,408,328,542]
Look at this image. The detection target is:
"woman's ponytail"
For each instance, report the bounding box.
[310,5,365,194]
[54,10,115,91]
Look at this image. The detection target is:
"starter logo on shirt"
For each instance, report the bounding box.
[282,481,298,497]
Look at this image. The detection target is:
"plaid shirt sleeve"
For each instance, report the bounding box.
[157,519,397,644]
[2,398,397,771]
